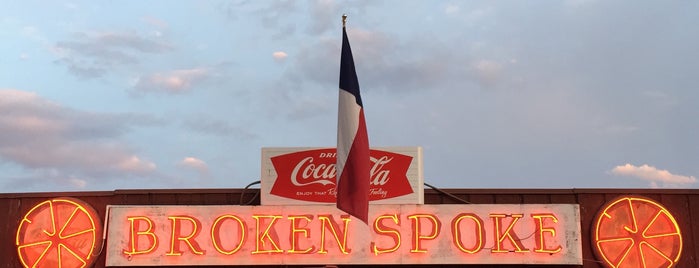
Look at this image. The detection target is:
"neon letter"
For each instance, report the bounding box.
[252,215,283,254]
[490,214,529,253]
[287,215,315,254]
[451,213,485,254]
[166,216,205,256]
[211,214,246,255]
[531,213,562,253]
[318,214,351,254]
[371,214,401,255]
[408,214,441,253]
[123,216,158,255]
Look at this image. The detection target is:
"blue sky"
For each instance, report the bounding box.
[1,0,697,192]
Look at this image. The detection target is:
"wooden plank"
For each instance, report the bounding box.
[550,194,577,204]
[440,193,470,204]
[425,190,473,204]
[576,193,606,268]
[522,194,551,204]
[0,198,22,268]
[423,192,443,204]
[176,192,203,205]
[120,193,150,205]
[238,190,261,206]
[495,194,522,204]
[659,194,695,267]
[688,194,699,267]
[87,195,111,268]
[469,194,495,204]
[201,193,227,205]
[150,193,178,205]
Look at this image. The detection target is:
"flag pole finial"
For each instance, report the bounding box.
[342,14,347,28]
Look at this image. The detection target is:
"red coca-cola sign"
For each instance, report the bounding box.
[269,148,414,202]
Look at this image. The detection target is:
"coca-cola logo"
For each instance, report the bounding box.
[269,149,414,203]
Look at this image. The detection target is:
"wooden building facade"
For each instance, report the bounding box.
[1,188,697,267]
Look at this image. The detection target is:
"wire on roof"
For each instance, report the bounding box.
[239,180,472,205]
[424,182,472,204]
[239,180,261,205]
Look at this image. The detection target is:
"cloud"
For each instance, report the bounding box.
[53,31,172,78]
[69,177,87,188]
[133,68,210,94]
[179,157,208,173]
[117,156,157,173]
[288,28,457,95]
[219,1,298,39]
[21,26,44,41]
[611,163,697,188]
[181,117,257,140]
[141,16,169,29]
[273,51,288,62]
[471,59,504,88]
[445,4,460,14]
[307,0,339,35]
[265,27,466,121]
[0,89,159,189]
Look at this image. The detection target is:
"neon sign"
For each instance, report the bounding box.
[15,198,103,268]
[593,196,682,268]
[105,204,582,266]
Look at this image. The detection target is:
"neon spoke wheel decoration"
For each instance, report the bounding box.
[593,196,682,268]
[16,198,103,268]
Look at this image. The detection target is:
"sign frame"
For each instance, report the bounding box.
[261,147,424,205]
[105,204,582,266]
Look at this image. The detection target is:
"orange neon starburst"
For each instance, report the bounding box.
[593,196,682,268]
[16,198,103,268]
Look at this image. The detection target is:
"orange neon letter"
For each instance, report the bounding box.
[252,215,283,254]
[408,214,441,253]
[211,214,247,255]
[531,213,562,254]
[451,213,485,254]
[287,215,315,254]
[490,214,529,253]
[123,216,158,255]
[166,216,205,256]
[371,214,401,255]
[317,214,351,254]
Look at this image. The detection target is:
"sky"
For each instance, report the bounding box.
[1,0,698,193]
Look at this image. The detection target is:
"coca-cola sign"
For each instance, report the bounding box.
[261,147,424,205]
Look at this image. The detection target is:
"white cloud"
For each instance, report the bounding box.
[445,4,460,14]
[134,68,210,94]
[288,27,456,96]
[0,89,158,185]
[53,31,172,78]
[179,157,208,173]
[611,163,697,188]
[273,51,288,62]
[181,117,257,140]
[472,59,503,87]
[69,177,87,188]
[117,156,157,173]
[307,0,339,34]
[21,26,42,40]
[141,16,169,29]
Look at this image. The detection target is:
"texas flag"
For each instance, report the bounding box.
[336,25,370,223]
